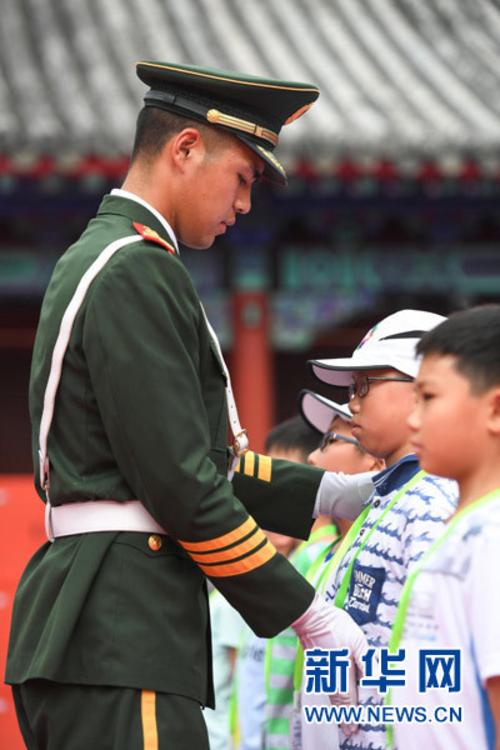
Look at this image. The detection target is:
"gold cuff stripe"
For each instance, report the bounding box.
[234,452,272,482]
[137,62,319,94]
[207,109,278,147]
[178,516,256,553]
[258,455,272,482]
[141,690,158,750]
[244,450,255,477]
[189,527,266,564]
[198,540,276,577]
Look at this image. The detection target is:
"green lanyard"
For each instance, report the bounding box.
[317,505,372,595]
[292,468,426,693]
[385,487,500,749]
[290,531,345,693]
[293,523,339,559]
[264,523,339,694]
[389,487,500,654]
[334,470,425,608]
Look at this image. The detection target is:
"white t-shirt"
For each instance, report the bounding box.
[393,496,500,750]
[236,628,267,750]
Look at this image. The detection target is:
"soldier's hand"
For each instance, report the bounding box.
[291,593,368,673]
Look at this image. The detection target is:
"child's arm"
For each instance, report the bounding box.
[486,676,500,750]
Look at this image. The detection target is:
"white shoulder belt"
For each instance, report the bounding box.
[39,233,249,541]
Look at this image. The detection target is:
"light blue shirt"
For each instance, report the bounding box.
[204,590,244,750]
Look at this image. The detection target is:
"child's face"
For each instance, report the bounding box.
[408,354,487,480]
[348,368,416,464]
[308,418,375,474]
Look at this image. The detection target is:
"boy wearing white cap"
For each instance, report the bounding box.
[305,310,458,750]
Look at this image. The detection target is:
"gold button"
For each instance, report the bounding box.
[148,534,163,551]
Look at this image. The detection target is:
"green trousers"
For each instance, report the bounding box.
[12,680,209,750]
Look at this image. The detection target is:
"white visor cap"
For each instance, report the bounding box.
[310,309,447,387]
[299,389,351,434]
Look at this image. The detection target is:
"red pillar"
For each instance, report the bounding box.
[230,291,274,454]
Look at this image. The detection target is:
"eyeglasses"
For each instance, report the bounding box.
[319,431,360,452]
[348,375,414,400]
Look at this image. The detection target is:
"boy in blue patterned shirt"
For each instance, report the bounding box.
[302,310,458,750]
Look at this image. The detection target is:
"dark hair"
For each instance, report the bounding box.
[130,106,225,164]
[265,415,319,460]
[417,304,500,394]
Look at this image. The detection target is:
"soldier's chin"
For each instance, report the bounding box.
[183,233,215,250]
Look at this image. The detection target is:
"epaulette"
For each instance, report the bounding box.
[132,222,176,254]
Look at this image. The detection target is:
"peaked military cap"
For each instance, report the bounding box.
[136,60,320,185]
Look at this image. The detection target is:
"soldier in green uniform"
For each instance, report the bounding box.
[5,61,368,749]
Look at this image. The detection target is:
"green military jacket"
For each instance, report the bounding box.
[5,192,324,707]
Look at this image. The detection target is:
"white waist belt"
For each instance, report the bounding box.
[46,499,166,540]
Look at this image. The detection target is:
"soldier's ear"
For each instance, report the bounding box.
[170,128,205,173]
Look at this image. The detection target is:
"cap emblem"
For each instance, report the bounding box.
[356,323,379,351]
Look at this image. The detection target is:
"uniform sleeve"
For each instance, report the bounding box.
[83,244,314,635]
[232,451,323,540]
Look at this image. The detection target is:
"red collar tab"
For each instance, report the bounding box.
[132,222,176,254]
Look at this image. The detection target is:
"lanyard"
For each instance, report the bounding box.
[334,470,425,608]
[317,504,372,595]
[264,524,340,694]
[385,487,500,749]
[293,523,339,560]
[291,538,344,693]
[390,486,500,653]
[292,468,425,693]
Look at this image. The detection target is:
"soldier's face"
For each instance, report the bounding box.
[178,138,264,249]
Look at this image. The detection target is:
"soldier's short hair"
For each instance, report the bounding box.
[131,106,227,164]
